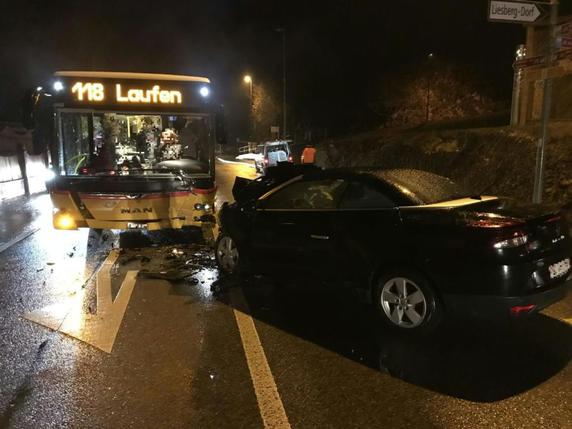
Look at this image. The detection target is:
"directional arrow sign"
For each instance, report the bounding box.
[488,1,545,24]
[560,21,572,36]
[514,55,546,69]
[24,250,137,353]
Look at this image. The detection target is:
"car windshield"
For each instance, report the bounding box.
[265,143,288,153]
[372,169,472,205]
[59,111,212,176]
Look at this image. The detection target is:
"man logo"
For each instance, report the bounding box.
[120,208,153,214]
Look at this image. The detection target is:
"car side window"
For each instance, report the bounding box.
[339,181,395,209]
[264,179,347,210]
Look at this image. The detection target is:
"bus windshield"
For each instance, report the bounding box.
[59,111,212,176]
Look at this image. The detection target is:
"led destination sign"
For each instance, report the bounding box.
[70,81,183,104]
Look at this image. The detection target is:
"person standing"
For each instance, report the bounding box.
[301,144,316,164]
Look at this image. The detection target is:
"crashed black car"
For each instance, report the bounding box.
[216,167,572,331]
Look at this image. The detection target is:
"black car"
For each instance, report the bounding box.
[216,167,572,331]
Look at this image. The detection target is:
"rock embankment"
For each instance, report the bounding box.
[315,124,572,205]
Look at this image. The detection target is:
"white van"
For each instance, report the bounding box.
[255,141,292,173]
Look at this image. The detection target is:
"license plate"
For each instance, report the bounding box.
[549,258,570,279]
[127,222,147,230]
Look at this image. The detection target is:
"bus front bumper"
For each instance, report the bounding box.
[54,211,216,232]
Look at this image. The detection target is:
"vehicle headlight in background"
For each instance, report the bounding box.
[53,81,64,92]
[199,86,210,97]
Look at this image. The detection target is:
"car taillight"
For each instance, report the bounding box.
[79,167,89,174]
[492,231,529,249]
[510,304,536,316]
[264,158,268,164]
[288,156,293,162]
[466,218,522,228]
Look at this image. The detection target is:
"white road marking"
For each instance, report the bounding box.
[231,287,291,429]
[24,250,137,353]
[0,227,40,254]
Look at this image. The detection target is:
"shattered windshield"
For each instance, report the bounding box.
[59,112,212,176]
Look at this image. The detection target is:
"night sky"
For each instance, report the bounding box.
[0,0,550,141]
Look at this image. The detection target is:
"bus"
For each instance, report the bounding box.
[24,71,226,241]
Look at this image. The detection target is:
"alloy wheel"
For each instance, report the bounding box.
[380,277,427,328]
[217,236,239,273]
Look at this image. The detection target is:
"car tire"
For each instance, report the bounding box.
[373,269,443,333]
[215,232,242,276]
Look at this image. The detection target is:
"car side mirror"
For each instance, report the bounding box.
[215,109,227,145]
[255,199,266,210]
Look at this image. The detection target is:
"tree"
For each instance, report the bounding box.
[252,83,280,142]
[376,61,498,127]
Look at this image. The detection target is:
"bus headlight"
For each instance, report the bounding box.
[53,211,77,230]
[199,86,210,97]
[53,81,64,92]
[194,203,213,212]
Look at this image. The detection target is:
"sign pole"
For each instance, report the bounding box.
[510,44,526,126]
[532,0,558,204]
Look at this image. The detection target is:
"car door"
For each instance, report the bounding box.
[250,177,347,278]
[334,179,402,285]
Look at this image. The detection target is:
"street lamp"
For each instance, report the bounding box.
[275,28,287,138]
[425,53,434,123]
[243,75,254,140]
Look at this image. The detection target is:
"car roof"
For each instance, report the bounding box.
[263,141,290,146]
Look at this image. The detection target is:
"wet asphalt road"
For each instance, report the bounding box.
[0,159,571,428]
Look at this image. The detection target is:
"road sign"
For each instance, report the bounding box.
[514,55,545,68]
[560,21,572,36]
[514,49,572,68]
[562,37,572,49]
[556,49,572,61]
[488,1,546,24]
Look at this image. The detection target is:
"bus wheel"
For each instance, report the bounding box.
[90,228,103,237]
[88,228,104,247]
[201,223,216,247]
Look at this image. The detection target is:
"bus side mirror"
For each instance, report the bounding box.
[215,111,227,145]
